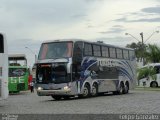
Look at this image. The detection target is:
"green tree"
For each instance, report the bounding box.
[137,66,157,81]
[126,42,146,61]
[145,44,160,63]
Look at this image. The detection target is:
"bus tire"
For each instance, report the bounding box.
[63,96,70,100]
[150,81,158,88]
[91,83,98,97]
[113,91,118,95]
[79,83,90,98]
[114,82,124,95]
[51,95,62,100]
[124,82,129,94]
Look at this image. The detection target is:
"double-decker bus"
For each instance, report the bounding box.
[35,39,136,100]
[8,54,29,93]
[0,33,8,100]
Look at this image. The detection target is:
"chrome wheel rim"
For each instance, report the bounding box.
[152,82,157,87]
[83,87,88,97]
[92,86,97,96]
[120,86,123,94]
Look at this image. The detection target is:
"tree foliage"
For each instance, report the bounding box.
[126,42,160,64]
[137,66,157,81]
[126,43,160,81]
[145,44,160,63]
[126,42,146,61]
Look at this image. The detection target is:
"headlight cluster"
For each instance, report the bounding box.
[63,86,70,91]
[37,87,43,90]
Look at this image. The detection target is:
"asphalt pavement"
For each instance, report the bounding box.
[0,90,160,114]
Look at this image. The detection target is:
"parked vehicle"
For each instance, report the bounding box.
[8,54,29,93]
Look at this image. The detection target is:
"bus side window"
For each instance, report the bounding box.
[123,50,129,59]
[0,34,4,53]
[109,47,116,58]
[72,63,81,81]
[73,42,83,62]
[84,43,92,56]
[154,66,160,74]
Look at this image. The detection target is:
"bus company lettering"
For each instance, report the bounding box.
[97,59,124,68]
[10,77,24,83]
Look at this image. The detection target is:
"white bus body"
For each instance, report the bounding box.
[139,63,160,87]
[35,40,136,99]
[0,33,8,100]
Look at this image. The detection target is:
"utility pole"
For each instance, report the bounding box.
[140,32,144,65]
[25,47,37,63]
[140,32,144,44]
[125,31,159,66]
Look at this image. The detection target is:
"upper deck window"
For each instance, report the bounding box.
[116,48,123,59]
[102,46,109,57]
[123,50,129,59]
[109,47,116,58]
[38,42,73,60]
[93,45,101,57]
[84,43,92,56]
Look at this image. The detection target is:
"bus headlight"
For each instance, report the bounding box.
[37,87,43,90]
[63,86,70,91]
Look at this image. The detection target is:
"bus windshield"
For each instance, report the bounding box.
[38,42,73,60]
[9,68,27,77]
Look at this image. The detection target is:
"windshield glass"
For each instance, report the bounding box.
[36,63,71,84]
[38,42,73,60]
[9,68,27,77]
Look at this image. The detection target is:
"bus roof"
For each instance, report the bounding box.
[8,54,26,60]
[41,39,134,51]
[142,63,160,68]
[9,65,28,68]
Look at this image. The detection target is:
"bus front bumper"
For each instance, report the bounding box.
[36,89,72,96]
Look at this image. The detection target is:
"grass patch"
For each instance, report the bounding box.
[135,86,160,91]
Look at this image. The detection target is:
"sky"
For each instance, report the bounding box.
[1,0,160,67]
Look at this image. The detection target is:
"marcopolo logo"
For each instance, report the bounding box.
[2,114,18,120]
[119,114,159,120]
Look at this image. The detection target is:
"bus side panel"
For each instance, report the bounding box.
[79,57,136,94]
[79,57,119,94]
[8,77,19,92]
[117,59,136,90]
[0,34,8,99]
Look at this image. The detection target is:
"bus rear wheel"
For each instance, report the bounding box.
[51,95,62,100]
[113,82,124,95]
[91,83,98,97]
[123,83,129,94]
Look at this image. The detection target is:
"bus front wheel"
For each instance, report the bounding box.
[79,84,90,98]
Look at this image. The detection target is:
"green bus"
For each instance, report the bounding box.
[8,54,29,93]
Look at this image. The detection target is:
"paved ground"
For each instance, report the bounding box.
[0,90,160,114]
